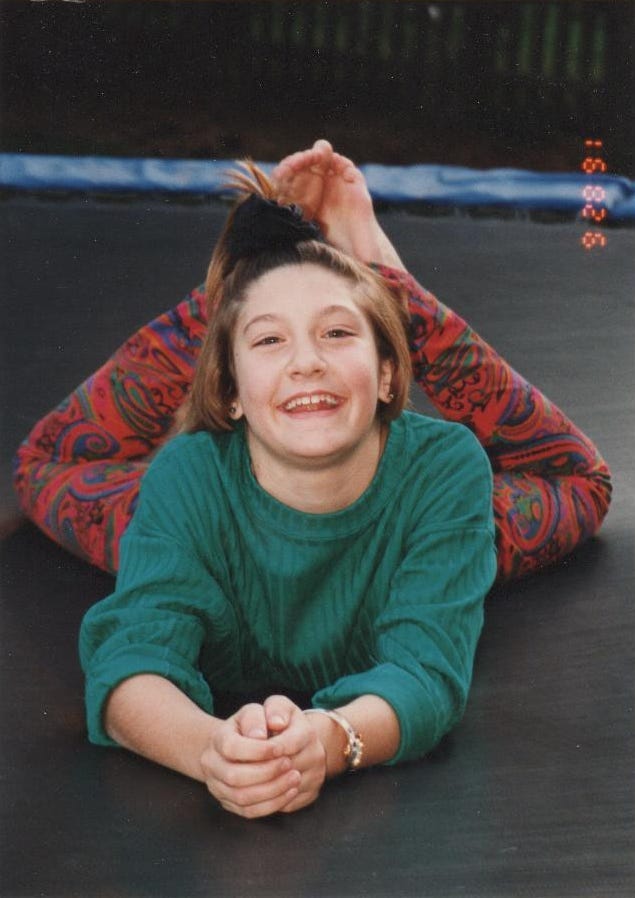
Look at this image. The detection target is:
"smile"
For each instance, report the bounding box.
[282,393,341,412]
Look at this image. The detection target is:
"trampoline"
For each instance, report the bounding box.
[1,194,634,897]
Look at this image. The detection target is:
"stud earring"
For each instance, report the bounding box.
[229,404,237,416]
[388,392,395,401]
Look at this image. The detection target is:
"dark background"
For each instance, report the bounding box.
[1,4,634,895]
[1,0,634,175]
[2,197,634,898]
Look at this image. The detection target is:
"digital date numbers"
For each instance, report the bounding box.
[581,139,608,250]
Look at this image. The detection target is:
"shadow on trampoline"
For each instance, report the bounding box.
[1,196,633,898]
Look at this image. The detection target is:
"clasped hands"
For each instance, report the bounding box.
[200,695,329,819]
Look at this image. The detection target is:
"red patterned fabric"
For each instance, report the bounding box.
[375,265,611,580]
[13,270,611,579]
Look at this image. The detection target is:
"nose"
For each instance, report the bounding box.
[286,337,327,378]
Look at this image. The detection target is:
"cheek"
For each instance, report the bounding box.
[345,355,382,397]
[232,350,253,392]
[233,354,275,408]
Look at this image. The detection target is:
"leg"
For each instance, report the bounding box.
[13,286,207,573]
[14,142,337,572]
[374,265,612,581]
[273,145,612,580]
[273,141,404,269]
[16,144,337,572]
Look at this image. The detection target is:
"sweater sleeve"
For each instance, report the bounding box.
[79,447,239,747]
[312,425,497,764]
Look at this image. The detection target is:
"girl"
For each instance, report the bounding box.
[13,142,611,819]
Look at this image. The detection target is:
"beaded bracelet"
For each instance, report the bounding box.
[304,708,364,771]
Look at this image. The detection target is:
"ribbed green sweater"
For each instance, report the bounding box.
[80,411,496,764]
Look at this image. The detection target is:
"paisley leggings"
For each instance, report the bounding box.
[13,265,612,580]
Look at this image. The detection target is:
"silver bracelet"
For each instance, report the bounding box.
[304,708,364,771]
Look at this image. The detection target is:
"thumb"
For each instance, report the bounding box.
[264,695,295,734]
[234,702,268,740]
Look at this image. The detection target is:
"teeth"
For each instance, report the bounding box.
[284,394,339,411]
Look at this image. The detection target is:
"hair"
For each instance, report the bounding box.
[182,161,412,434]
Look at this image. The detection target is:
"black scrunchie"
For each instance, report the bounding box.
[225,194,324,274]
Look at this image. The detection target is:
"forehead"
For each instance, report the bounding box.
[241,263,364,320]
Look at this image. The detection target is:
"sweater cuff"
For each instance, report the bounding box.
[312,662,454,765]
[84,647,214,747]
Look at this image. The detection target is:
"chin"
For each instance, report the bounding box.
[286,440,356,465]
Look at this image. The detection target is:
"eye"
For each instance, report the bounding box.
[254,335,281,346]
[325,328,354,339]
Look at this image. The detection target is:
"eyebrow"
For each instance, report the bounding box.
[242,313,278,335]
[242,304,362,335]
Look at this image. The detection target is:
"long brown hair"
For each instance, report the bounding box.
[183,161,412,434]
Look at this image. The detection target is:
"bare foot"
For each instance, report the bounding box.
[320,152,404,268]
[273,140,404,269]
[272,139,333,221]
[317,152,375,256]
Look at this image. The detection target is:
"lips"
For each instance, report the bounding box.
[281,392,342,412]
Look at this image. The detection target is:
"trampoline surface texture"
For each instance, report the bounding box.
[1,196,634,898]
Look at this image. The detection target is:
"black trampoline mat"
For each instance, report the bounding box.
[1,196,634,898]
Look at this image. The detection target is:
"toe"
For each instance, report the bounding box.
[332,152,359,182]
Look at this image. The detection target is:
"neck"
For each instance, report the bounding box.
[247,425,388,514]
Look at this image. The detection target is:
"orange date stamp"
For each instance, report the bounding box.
[581,139,608,250]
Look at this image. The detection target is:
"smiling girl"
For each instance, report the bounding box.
[14,142,611,818]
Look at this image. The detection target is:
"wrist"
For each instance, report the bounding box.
[304,711,347,777]
[304,709,363,777]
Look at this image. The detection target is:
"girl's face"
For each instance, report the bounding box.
[231,263,393,474]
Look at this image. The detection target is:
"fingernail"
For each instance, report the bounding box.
[269,714,286,727]
[247,727,267,739]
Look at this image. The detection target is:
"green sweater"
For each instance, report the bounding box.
[80,411,496,764]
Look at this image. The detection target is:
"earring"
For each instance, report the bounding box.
[229,404,237,416]
[388,392,395,401]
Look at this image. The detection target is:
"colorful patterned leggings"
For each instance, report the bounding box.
[13,265,612,580]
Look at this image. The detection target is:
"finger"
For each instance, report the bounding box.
[216,770,300,817]
[202,752,293,791]
[277,745,326,814]
[221,766,301,808]
[279,788,320,814]
[269,712,324,770]
[234,702,268,740]
[219,783,301,820]
[214,728,285,764]
[263,694,296,733]
[266,722,317,759]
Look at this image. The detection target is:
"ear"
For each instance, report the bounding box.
[378,358,395,404]
[228,397,244,420]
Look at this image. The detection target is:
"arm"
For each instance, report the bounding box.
[105,675,305,819]
[312,424,497,764]
[218,692,400,816]
[302,694,401,776]
[78,441,319,818]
